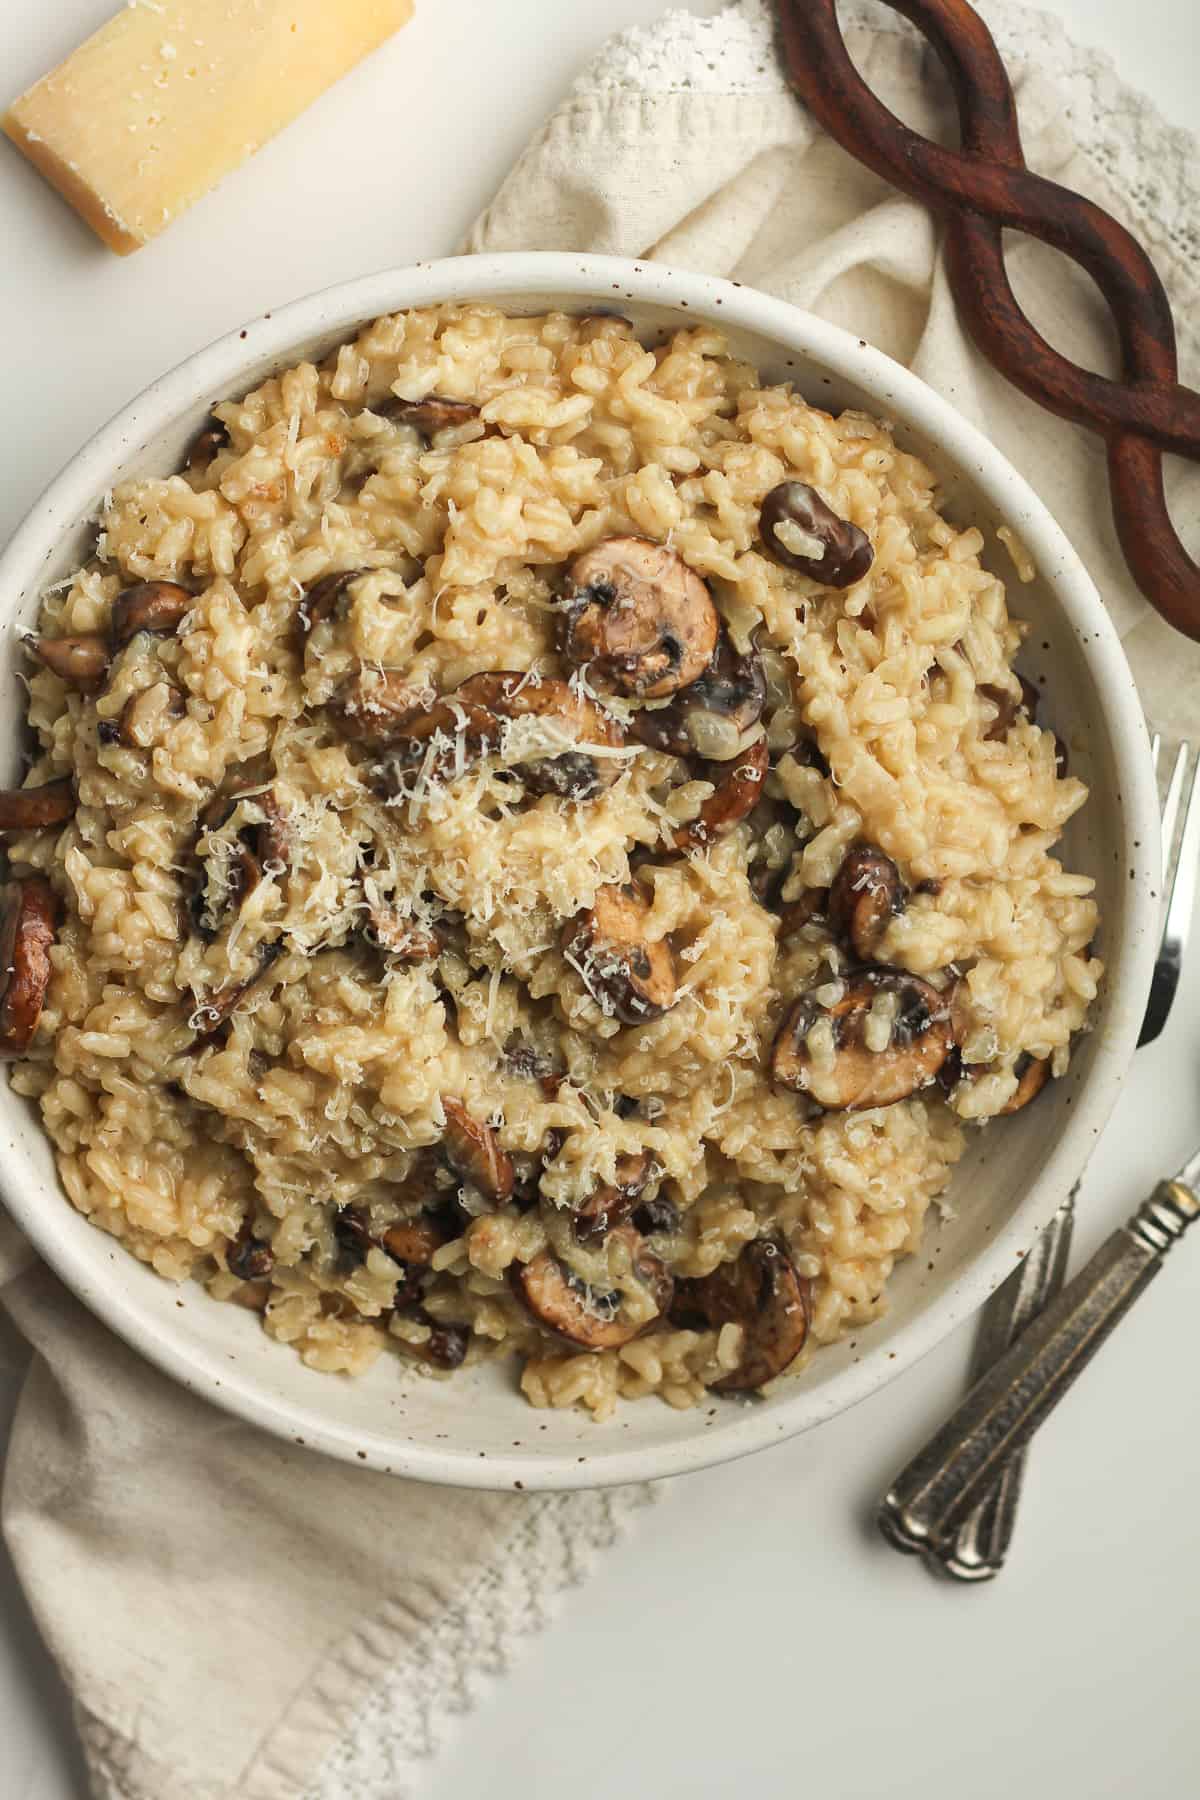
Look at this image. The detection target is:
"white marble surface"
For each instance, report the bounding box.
[1,2,1198,1796]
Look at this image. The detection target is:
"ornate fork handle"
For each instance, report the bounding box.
[879,1181,1200,1557]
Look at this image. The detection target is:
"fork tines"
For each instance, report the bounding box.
[1140,734,1200,1048]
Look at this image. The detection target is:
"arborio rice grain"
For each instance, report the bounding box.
[3,305,1101,1420]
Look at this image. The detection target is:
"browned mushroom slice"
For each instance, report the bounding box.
[562,537,719,699]
[380,396,480,438]
[441,1095,515,1205]
[573,1152,657,1245]
[26,634,110,691]
[330,669,433,747]
[672,736,769,854]
[110,580,193,646]
[980,675,1040,741]
[0,778,75,832]
[296,569,367,643]
[381,1216,448,1265]
[227,1216,275,1281]
[776,889,828,937]
[828,846,906,962]
[772,970,953,1111]
[0,879,59,1059]
[670,1238,811,1393]
[458,672,625,795]
[416,1320,471,1369]
[760,482,874,588]
[510,1227,673,1350]
[365,902,441,962]
[185,417,230,476]
[229,1279,271,1312]
[365,671,627,796]
[1000,1053,1051,1115]
[631,633,766,759]
[190,786,283,940]
[111,682,187,749]
[190,940,283,1036]
[562,882,677,1026]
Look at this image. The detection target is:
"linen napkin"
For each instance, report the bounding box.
[3,4,1198,1796]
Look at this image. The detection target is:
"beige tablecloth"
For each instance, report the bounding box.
[2,4,1197,1796]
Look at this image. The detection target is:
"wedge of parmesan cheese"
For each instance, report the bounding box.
[3,0,414,254]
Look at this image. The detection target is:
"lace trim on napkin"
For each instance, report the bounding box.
[587,0,1200,280]
[300,1486,657,1800]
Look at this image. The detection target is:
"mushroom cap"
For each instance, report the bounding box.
[672,735,769,854]
[110,580,193,647]
[562,537,719,699]
[441,1095,515,1205]
[632,632,766,758]
[0,878,59,1059]
[510,1227,673,1350]
[0,778,75,834]
[573,1151,658,1244]
[827,846,906,963]
[562,882,678,1026]
[759,482,874,589]
[672,1238,811,1392]
[772,969,954,1110]
[26,634,110,691]
[1000,1053,1051,1114]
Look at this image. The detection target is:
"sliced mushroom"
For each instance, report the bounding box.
[110,581,193,647]
[336,1204,448,1304]
[363,671,626,797]
[365,902,441,962]
[380,396,480,438]
[631,633,767,759]
[297,569,367,644]
[417,1320,470,1369]
[772,969,953,1110]
[190,940,284,1036]
[776,889,828,937]
[828,846,906,962]
[1000,1053,1051,1115]
[0,879,58,1059]
[632,1193,681,1237]
[26,634,110,691]
[190,781,288,940]
[330,669,432,746]
[227,1216,275,1281]
[760,482,874,588]
[573,1152,658,1245]
[561,537,719,699]
[441,1095,515,1206]
[0,778,75,832]
[672,735,769,854]
[562,882,677,1026]
[670,1238,811,1392]
[503,1041,564,1098]
[510,1226,673,1350]
[112,681,187,749]
[980,675,1040,741]
[185,417,230,477]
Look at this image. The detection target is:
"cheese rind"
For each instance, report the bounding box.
[3,0,415,255]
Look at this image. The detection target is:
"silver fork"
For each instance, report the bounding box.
[888,729,1200,1581]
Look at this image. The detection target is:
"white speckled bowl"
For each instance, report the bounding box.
[0,254,1159,1489]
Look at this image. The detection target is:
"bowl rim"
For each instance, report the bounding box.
[0,251,1158,1489]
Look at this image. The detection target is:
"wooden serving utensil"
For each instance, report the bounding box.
[777,0,1200,641]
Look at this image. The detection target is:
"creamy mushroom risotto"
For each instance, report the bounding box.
[2,305,1101,1419]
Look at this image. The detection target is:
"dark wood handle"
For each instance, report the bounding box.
[777,0,1200,641]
